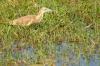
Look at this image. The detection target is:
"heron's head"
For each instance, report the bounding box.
[40,7,52,13]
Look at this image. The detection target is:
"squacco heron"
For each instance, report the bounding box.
[10,7,52,26]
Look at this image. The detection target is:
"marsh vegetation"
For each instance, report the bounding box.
[0,0,100,66]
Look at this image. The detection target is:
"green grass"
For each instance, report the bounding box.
[0,0,100,65]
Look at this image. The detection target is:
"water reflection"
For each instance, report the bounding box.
[0,41,100,66]
[56,42,80,66]
[55,42,100,66]
[11,41,37,64]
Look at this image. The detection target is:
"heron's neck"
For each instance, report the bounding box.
[36,10,45,20]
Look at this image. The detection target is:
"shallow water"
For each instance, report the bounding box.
[55,42,100,66]
[0,41,100,66]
